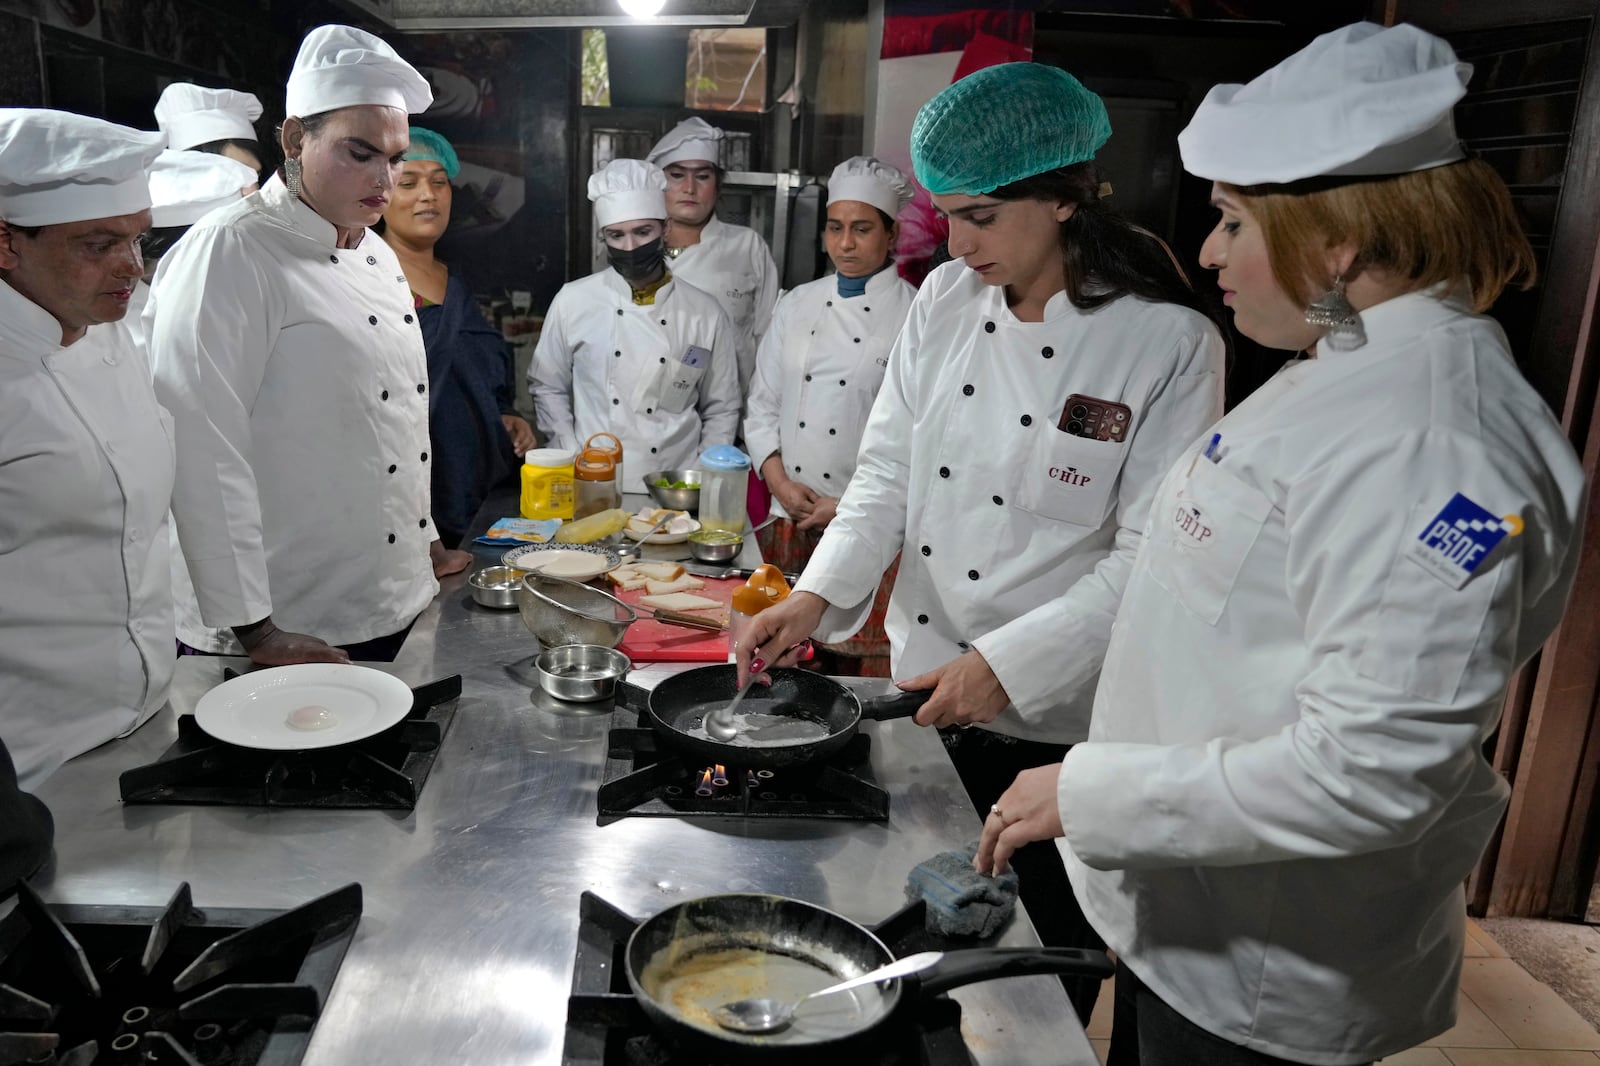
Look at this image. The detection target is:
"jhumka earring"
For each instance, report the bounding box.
[284,157,304,199]
[1304,275,1366,351]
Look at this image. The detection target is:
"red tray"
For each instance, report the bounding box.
[614,576,740,663]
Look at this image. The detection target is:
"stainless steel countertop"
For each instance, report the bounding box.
[25,491,1093,1065]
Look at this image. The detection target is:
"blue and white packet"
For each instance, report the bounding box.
[475,517,563,546]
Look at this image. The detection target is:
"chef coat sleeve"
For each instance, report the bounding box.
[1059,427,1583,871]
[974,326,1224,723]
[793,281,925,639]
[529,292,578,452]
[742,293,792,471]
[697,305,742,448]
[149,228,277,629]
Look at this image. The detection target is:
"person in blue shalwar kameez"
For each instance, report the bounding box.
[382,127,536,545]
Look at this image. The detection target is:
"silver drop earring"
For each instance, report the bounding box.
[284,156,303,199]
[1304,274,1366,351]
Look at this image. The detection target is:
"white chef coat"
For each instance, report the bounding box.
[529,268,741,488]
[797,261,1224,742]
[148,174,438,650]
[668,215,779,394]
[0,280,174,789]
[1059,289,1586,1063]
[743,268,917,516]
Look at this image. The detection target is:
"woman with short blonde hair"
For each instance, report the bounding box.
[977,24,1585,1065]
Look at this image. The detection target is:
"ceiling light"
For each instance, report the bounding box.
[619,0,665,17]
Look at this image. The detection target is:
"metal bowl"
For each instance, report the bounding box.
[686,529,742,564]
[518,571,639,649]
[642,469,701,514]
[468,565,526,609]
[534,644,631,703]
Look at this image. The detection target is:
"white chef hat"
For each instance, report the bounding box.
[827,156,913,219]
[154,83,263,151]
[0,109,165,227]
[647,117,725,169]
[284,24,432,119]
[1178,22,1471,186]
[148,149,259,228]
[588,159,668,228]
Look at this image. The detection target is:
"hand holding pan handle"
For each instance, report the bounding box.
[858,687,934,720]
[916,946,1115,997]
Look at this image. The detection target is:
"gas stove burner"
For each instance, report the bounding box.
[561,892,973,1065]
[596,701,889,824]
[0,881,360,1066]
[118,674,461,810]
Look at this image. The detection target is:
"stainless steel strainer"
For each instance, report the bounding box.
[518,572,639,648]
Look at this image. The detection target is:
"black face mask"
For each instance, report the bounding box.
[606,237,666,284]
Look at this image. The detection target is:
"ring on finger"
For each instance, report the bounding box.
[989,804,1005,821]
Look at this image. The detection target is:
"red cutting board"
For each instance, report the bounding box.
[615,576,741,662]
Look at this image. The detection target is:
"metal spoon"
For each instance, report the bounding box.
[703,641,814,742]
[712,951,944,1034]
[616,511,677,560]
[703,655,767,741]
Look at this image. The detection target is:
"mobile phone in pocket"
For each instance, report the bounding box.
[1058,394,1133,441]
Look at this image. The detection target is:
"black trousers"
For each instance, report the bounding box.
[1108,962,1372,1066]
[939,726,1106,1024]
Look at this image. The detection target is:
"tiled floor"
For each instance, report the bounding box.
[1084,920,1600,1064]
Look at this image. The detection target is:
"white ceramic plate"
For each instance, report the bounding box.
[193,664,414,750]
[623,518,702,545]
[501,542,622,582]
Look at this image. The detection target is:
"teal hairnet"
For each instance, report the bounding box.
[911,63,1111,196]
[405,126,459,180]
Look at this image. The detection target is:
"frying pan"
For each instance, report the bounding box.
[618,665,932,770]
[625,893,1113,1061]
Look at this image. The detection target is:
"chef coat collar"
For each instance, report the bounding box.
[1315,283,1472,359]
[698,214,726,242]
[978,277,1079,326]
[256,171,365,249]
[599,265,675,306]
[0,276,78,357]
[836,261,899,298]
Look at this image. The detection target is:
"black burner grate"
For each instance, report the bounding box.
[0,881,360,1066]
[596,696,889,823]
[118,674,461,810]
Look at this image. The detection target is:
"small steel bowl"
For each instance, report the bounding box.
[642,468,701,514]
[535,644,631,703]
[686,528,742,564]
[468,565,526,609]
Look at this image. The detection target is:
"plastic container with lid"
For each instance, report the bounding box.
[697,444,751,533]
[573,447,621,519]
[520,447,576,520]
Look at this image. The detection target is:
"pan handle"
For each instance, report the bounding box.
[916,946,1115,997]
[858,688,933,721]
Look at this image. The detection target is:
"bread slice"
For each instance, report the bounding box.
[634,561,685,582]
[606,566,648,592]
[639,591,722,612]
[645,575,706,596]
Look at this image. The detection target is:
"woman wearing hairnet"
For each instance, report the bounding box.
[150,25,466,665]
[977,24,1585,1063]
[739,63,1227,1019]
[742,156,918,677]
[381,127,535,547]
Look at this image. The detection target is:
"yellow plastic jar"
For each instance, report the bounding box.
[520,448,576,520]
